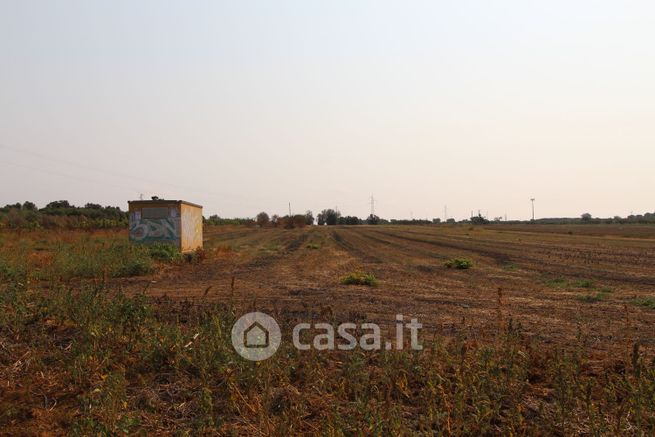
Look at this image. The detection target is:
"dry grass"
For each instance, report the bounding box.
[1,224,655,434]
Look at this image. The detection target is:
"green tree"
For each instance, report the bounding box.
[318,209,340,226]
[366,214,380,225]
[256,211,270,227]
[46,200,71,209]
[470,214,489,225]
[304,210,314,225]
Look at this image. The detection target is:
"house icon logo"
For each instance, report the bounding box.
[244,321,269,348]
[231,312,281,361]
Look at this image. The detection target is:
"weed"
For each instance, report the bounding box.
[0,251,28,282]
[576,279,594,289]
[183,247,206,263]
[47,241,154,279]
[576,293,605,303]
[259,243,281,253]
[306,243,320,250]
[148,243,182,262]
[1,278,655,434]
[576,292,607,303]
[444,258,473,269]
[3,228,655,434]
[114,257,153,277]
[340,271,377,286]
[544,277,567,288]
[632,297,655,309]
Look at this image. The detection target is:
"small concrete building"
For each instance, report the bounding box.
[128,199,203,252]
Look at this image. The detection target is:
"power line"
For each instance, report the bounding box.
[0,142,262,203]
[0,142,282,212]
[0,160,140,194]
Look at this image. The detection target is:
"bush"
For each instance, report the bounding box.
[444,258,473,269]
[256,212,270,227]
[340,271,377,286]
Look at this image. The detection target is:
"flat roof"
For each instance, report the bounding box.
[128,199,203,209]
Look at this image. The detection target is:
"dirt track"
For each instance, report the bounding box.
[127,224,655,357]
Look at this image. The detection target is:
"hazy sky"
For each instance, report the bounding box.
[1,1,654,220]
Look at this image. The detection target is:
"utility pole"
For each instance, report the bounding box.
[370,194,375,216]
[530,198,535,221]
[289,202,292,217]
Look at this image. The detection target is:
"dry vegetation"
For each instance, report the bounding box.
[1,224,655,435]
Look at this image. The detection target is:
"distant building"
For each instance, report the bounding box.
[128,198,203,252]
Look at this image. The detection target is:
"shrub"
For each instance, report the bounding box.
[340,271,377,286]
[256,212,270,227]
[444,258,473,269]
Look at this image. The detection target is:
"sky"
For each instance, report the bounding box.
[1,1,654,220]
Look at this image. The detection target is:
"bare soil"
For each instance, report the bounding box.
[122,224,655,358]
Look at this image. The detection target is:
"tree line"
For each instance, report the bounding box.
[4,200,655,230]
[0,201,127,229]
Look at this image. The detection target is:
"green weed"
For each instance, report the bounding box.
[576,292,608,303]
[444,258,473,269]
[340,271,377,286]
[47,242,154,279]
[147,243,182,262]
[632,297,655,309]
[544,277,567,288]
[576,279,594,289]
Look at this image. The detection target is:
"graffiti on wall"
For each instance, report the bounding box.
[129,218,180,243]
